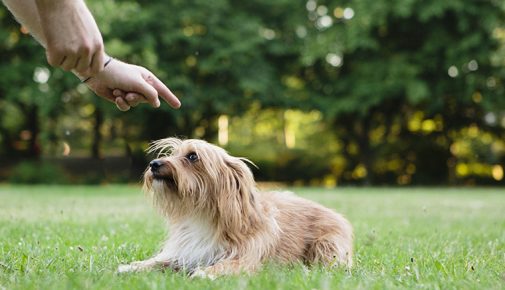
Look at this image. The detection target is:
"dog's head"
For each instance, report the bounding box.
[144,138,259,237]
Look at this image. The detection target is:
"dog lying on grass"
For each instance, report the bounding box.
[118,138,353,278]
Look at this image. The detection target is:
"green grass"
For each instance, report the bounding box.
[0,185,504,289]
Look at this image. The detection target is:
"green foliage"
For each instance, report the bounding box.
[310,0,505,115]
[252,149,331,184]
[8,161,68,184]
[0,186,504,289]
[1,0,505,184]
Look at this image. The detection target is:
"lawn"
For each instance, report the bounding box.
[0,185,503,289]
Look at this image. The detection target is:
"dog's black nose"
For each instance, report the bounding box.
[149,160,163,171]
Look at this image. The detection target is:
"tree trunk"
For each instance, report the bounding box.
[356,115,374,186]
[91,107,103,159]
[0,127,15,156]
[26,105,41,158]
[201,116,218,141]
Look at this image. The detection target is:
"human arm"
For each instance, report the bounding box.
[2,0,180,110]
[2,0,105,76]
[2,0,46,44]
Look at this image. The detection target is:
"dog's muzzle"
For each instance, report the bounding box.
[150,159,163,172]
[149,159,177,188]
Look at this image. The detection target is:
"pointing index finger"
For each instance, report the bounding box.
[145,74,181,109]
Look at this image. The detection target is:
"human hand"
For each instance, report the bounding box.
[82,58,181,111]
[35,0,105,76]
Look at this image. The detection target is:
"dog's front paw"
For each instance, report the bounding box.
[117,264,135,273]
[117,261,151,273]
[190,268,217,280]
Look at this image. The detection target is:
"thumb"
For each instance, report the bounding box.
[129,79,160,108]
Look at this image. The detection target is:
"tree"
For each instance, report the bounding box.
[302,0,505,184]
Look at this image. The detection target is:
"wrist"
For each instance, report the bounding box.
[73,54,113,82]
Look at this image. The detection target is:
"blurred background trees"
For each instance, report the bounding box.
[1,0,504,185]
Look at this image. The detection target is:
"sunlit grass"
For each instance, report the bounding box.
[0,185,504,289]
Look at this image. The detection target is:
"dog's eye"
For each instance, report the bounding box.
[186,152,198,162]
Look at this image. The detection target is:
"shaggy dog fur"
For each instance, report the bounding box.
[118,138,353,278]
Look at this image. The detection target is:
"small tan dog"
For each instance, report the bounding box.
[118,138,353,278]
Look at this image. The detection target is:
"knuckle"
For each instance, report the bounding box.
[63,44,80,55]
[80,44,92,55]
[61,48,77,57]
[47,50,61,62]
[47,44,60,54]
[95,41,104,51]
[70,48,80,56]
[47,57,58,67]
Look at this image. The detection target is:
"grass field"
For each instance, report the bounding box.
[0,185,503,289]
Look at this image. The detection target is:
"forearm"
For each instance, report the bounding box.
[2,0,47,47]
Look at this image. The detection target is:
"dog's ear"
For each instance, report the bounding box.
[216,157,259,242]
[226,158,255,193]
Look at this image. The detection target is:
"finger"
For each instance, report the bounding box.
[46,51,65,68]
[115,97,131,111]
[125,92,146,107]
[92,88,116,103]
[75,53,93,74]
[90,51,105,75]
[129,77,160,108]
[60,55,78,71]
[144,74,181,109]
[113,89,126,98]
